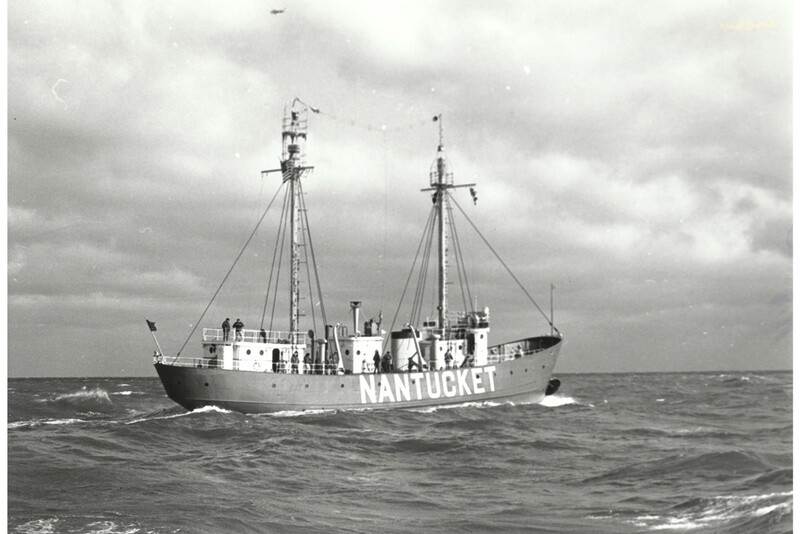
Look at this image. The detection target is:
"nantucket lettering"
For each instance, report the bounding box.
[359,366,497,405]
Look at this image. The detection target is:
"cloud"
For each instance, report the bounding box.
[8,0,792,376]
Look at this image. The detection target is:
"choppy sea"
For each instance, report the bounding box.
[8,372,792,533]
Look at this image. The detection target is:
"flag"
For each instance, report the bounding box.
[146,319,157,332]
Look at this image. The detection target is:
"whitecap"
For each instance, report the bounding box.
[9,418,86,429]
[539,395,581,407]
[627,491,793,531]
[84,520,141,534]
[52,388,111,403]
[409,400,502,413]
[126,405,231,424]
[12,517,59,533]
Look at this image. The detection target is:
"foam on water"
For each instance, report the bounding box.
[126,404,231,424]
[409,400,502,413]
[629,491,793,531]
[13,517,59,533]
[50,388,111,403]
[539,394,581,407]
[9,418,86,429]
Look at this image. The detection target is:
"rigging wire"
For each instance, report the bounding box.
[450,196,560,334]
[261,184,291,329]
[269,186,291,331]
[445,194,469,313]
[411,207,436,326]
[300,199,317,336]
[176,182,286,357]
[315,108,434,134]
[298,178,328,330]
[384,205,436,351]
[450,192,474,312]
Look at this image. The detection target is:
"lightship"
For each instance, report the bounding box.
[153,99,563,412]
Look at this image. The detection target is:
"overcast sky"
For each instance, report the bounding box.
[8,1,792,377]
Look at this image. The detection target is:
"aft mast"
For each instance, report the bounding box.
[424,115,475,333]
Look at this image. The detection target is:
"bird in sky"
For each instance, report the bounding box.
[270,9,284,15]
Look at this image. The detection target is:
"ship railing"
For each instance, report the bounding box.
[486,346,548,365]
[202,328,308,344]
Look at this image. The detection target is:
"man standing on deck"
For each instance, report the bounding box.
[222,318,231,341]
[233,318,244,341]
[291,351,299,374]
[444,349,453,369]
[328,351,340,374]
[373,350,381,373]
[381,351,393,372]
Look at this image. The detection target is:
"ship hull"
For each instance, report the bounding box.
[154,336,562,413]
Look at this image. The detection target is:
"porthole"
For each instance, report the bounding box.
[305,384,309,389]
[209,346,215,354]
[510,371,513,376]
[542,365,545,369]
[480,334,484,339]
[340,384,345,388]
[525,369,528,372]
[272,384,276,388]
[345,349,350,356]
[246,349,251,355]
[458,345,463,350]
[260,350,264,355]
[204,382,209,386]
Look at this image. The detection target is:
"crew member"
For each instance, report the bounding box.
[373,350,381,374]
[444,349,453,369]
[381,351,393,372]
[222,318,231,341]
[233,318,244,341]
[329,351,340,374]
[291,351,299,374]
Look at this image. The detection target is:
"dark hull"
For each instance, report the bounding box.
[155,336,562,413]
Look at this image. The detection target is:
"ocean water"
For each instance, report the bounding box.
[8,372,792,533]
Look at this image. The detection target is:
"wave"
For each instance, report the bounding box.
[410,400,503,413]
[51,388,112,403]
[627,491,793,531]
[11,518,145,534]
[125,405,232,425]
[8,418,87,429]
[621,425,746,439]
[265,408,338,418]
[585,450,773,483]
[539,395,585,407]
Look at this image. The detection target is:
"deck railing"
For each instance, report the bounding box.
[486,346,547,365]
[202,328,308,344]
[155,346,549,370]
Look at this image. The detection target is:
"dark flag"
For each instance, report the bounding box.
[146,319,157,332]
